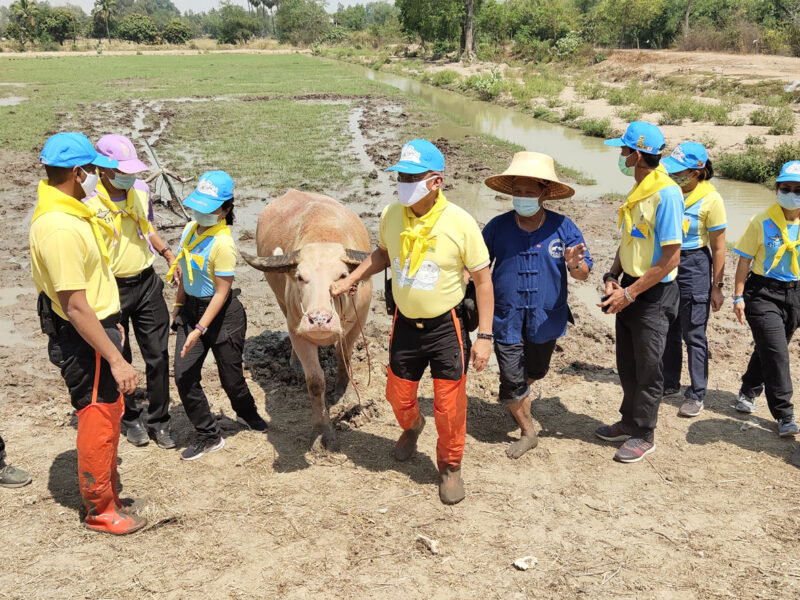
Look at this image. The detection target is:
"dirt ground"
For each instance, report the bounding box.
[1,87,800,599]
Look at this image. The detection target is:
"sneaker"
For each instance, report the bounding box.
[777,416,799,437]
[663,386,681,397]
[614,438,656,463]
[595,421,632,442]
[0,463,32,488]
[180,436,225,461]
[236,414,269,433]
[678,399,704,418]
[735,394,757,414]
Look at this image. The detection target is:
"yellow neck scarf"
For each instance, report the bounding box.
[683,180,714,211]
[618,166,676,244]
[400,191,449,277]
[32,180,113,263]
[95,183,153,248]
[167,220,231,285]
[766,203,800,278]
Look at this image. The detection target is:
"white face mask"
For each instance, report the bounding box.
[193,209,220,227]
[80,168,99,198]
[512,196,540,217]
[777,190,800,210]
[397,176,435,207]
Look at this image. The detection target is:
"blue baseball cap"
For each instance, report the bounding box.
[385,139,445,174]
[184,170,234,213]
[605,121,665,155]
[661,142,708,174]
[40,132,119,169]
[776,161,800,183]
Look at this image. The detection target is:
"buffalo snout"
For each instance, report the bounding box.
[306,310,334,327]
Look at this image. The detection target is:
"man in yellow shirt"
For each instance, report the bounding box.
[31,132,145,535]
[332,140,494,505]
[85,134,177,449]
[597,122,683,463]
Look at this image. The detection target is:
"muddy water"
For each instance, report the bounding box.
[358,66,776,240]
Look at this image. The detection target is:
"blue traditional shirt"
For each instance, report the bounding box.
[483,210,592,344]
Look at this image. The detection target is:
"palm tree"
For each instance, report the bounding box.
[10,0,38,32]
[94,0,117,42]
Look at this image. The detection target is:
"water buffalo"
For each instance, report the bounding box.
[242,189,372,451]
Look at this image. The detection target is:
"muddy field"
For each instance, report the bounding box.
[1,70,800,599]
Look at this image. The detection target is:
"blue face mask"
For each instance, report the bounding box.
[777,190,800,210]
[110,173,136,190]
[512,196,540,217]
[193,209,220,227]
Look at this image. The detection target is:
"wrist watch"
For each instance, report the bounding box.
[476,332,494,341]
[713,281,724,288]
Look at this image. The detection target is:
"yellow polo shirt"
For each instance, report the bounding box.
[85,180,156,278]
[619,177,684,282]
[379,193,490,319]
[30,182,120,321]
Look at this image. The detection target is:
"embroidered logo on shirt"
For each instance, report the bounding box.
[766,234,782,249]
[548,238,565,259]
[393,257,440,291]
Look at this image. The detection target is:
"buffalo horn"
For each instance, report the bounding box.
[343,249,370,266]
[241,250,299,273]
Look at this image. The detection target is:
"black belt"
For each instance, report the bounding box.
[115,266,155,287]
[748,273,800,290]
[397,305,461,330]
[55,311,121,333]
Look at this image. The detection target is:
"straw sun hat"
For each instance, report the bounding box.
[484,152,575,200]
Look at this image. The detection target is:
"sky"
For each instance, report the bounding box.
[0,0,380,10]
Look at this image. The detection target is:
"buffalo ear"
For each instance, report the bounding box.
[343,249,370,267]
[241,250,299,273]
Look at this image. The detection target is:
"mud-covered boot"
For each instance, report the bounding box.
[394,415,425,461]
[438,464,465,505]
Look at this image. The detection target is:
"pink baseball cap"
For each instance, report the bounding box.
[95,134,149,174]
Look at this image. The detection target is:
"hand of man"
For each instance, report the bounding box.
[564,243,586,269]
[733,300,745,325]
[117,323,126,347]
[470,338,492,372]
[604,278,622,297]
[599,285,632,314]
[710,286,724,312]
[181,328,202,358]
[110,358,138,395]
[330,276,357,298]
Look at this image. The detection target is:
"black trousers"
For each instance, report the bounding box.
[739,274,800,420]
[616,276,679,441]
[0,433,5,462]
[389,309,470,381]
[47,319,124,411]
[663,248,712,401]
[174,293,259,439]
[117,267,171,427]
[494,339,557,404]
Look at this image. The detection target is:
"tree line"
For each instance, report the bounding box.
[2,0,799,58]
